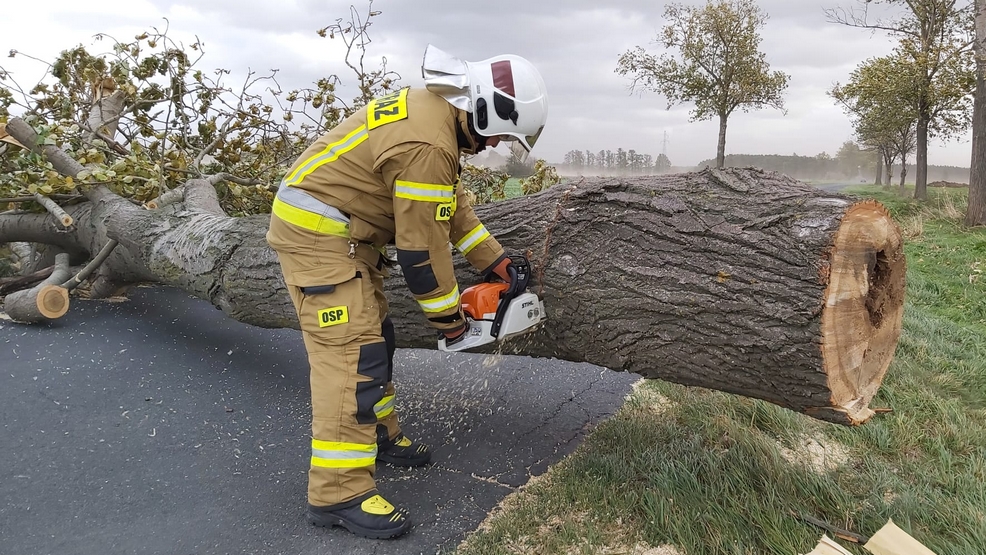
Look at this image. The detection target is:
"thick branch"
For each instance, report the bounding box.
[145,186,185,210]
[184,175,226,216]
[84,89,126,146]
[5,119,86,182]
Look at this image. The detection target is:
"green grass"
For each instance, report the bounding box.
[505,178,524,199]
[456,186,986,555]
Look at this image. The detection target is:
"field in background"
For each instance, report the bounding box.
[456,185,986,555]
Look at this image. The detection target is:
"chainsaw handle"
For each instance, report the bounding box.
[490,266,519,339]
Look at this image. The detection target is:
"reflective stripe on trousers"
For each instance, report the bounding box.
[311,439,377,469]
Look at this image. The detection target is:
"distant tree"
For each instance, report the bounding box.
[828,0,975,200]
[641,153,654,172]
[617,0,789,168]
[835,140,877,181]
[969,0,986,226]
[831,54,924,195]
[890,118,918,193]
[655,153,672,173]
[616,148,628,174]
[585,150,596,169]
[505,149,535,178]
[563,149,585,173]
[627,149,639,173]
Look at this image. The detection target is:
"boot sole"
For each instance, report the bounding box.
[308,510,411,540]
[377,452,432,468]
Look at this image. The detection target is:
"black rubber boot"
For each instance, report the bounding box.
[377,433,432,467]
[308,491,411,539]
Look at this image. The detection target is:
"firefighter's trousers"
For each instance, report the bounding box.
[268,216,402,506]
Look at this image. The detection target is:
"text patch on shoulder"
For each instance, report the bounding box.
[367,88,409,130]
[317,306,350,327]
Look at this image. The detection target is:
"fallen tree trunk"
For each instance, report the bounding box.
[0,129,905,425]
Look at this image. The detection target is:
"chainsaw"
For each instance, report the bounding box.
[438,255,547,352]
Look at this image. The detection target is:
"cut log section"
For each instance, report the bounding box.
[817,201,905,423]
[3,252,72,323]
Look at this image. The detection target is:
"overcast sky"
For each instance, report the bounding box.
[1,0,972,167]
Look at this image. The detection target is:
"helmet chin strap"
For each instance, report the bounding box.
[456,111,487,155]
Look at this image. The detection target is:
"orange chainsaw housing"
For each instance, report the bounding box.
[460,282,509,320]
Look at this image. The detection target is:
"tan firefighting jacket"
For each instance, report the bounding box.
[269,88,505,333]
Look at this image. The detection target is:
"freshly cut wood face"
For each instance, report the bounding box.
[820,201,906,425]
[37,284,70,319]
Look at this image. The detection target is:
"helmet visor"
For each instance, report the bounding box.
[509,139,531,164]
[525,125,544,151]
[506,125,544,164]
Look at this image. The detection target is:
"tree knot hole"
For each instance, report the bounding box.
[865,249,891,328]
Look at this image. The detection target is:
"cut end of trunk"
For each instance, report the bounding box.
[37,284,70,319]
[820,200,906,425]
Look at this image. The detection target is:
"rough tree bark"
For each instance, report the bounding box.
[1,122,906,426]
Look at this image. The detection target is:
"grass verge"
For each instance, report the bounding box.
[456,185,986,555]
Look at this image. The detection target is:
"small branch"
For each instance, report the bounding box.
[0,265,54,295]
[90,129,130,155]
[32,193,74,228]
[795,513,870,544]
[144,186,185,210]
[211,172,263,187]
[0,194,84,204]
[192,119,232,170]
[61,240,119,291]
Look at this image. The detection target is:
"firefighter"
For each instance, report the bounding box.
[266,45,548,539]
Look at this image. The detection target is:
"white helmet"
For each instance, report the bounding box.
[422,45,548,162]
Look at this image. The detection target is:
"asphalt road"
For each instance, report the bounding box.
[0,287,638,555]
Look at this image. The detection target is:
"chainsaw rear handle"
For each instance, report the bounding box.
[490,265,519,339]
[485,254,531,292]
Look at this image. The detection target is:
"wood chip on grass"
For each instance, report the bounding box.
[777,433,850,474]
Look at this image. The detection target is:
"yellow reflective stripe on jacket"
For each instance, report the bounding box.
[374,394,395,420]
[311,439,377,469]
[282,125,369,187]
[271,187,350,237]
[455,224,491,255]
[395,180,455,203]
[418,285,460,313]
